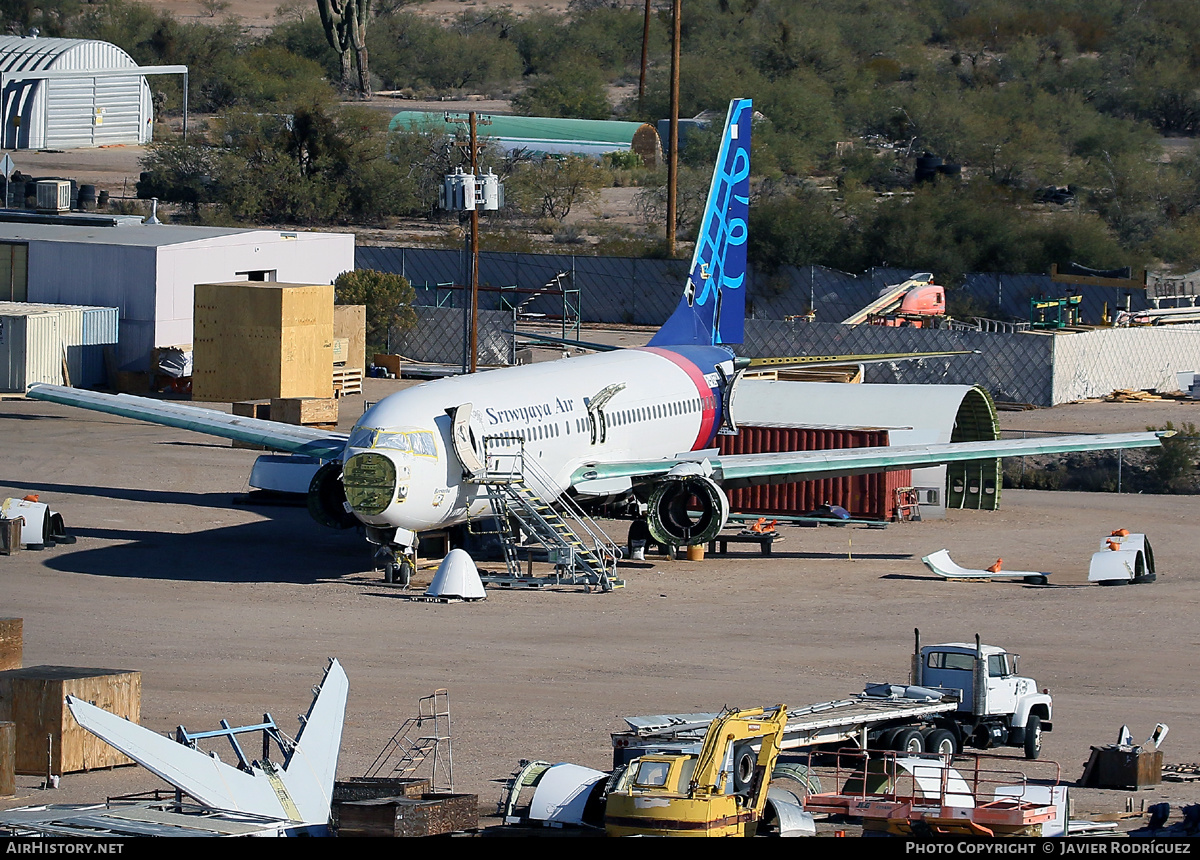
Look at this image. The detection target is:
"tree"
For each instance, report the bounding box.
[316,0,371,97]
[138,137,219,208]
[334,269,416,354]
[507,156,606,221]
[1148,421,1200,494]
[512,68,610,119]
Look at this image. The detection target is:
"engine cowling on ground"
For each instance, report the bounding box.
[307,461,358,529]
[646,474,729,546]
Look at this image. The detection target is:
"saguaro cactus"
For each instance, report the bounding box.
[316,0,372,98]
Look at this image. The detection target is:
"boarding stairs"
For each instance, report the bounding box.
[363,688,454,792]
[470,435,622,591]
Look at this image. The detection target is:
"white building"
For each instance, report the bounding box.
[0,221,355,370]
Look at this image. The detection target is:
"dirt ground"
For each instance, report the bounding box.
[2,377,1199,834]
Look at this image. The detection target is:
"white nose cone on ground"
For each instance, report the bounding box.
[426,549,486,600]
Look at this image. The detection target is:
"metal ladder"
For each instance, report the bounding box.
[363,688,454,792]
[472,435,622,591]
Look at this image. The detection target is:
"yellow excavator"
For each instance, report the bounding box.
[604,704,789,837]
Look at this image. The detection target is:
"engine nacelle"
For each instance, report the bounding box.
[307,461,358,529]
[646,474,729,546]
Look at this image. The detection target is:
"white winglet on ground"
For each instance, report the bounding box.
[65,659,348,827]
[922,549,1049,581]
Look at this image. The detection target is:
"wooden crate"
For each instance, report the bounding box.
[334,777,431,803]
[231,400,270,450]
[193,282,334,403]
[333,367,363,397]
[271,397,338,426]
[337,793,477,837]
[372,354,401,377]
[332,338,350,365]
[334,305,366,372]
[0,619,20,671]
[0,667,140,774]
[0,721,14,797]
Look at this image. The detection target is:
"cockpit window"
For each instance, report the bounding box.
[376,431,437,457]
[410,432,437,456]
[348,428,438,458]
[375,432,413,452]
[347,426,377,449]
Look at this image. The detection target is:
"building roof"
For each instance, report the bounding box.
[0,222,319,248]
[390,111,647,155]
[0,35,138,74]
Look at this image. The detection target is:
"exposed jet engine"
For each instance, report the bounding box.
[307,461,357,529]
[645,463,729,546]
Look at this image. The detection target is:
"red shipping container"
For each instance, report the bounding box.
[717,426,912,520]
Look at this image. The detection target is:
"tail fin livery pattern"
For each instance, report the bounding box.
[650,98,752,348]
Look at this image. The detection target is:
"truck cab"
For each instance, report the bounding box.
[914,634,1052,759]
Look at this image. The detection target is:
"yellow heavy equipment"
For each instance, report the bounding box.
[604,704,788,837]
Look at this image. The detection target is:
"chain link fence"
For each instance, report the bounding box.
[363,247,1176,403]
[389,306,512,367]
[741,319,1056,405]
[358,246,1152,327]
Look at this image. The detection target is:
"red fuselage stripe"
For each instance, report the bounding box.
[635,347,716,450]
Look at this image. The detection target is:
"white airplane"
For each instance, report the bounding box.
[27,99,1166,586]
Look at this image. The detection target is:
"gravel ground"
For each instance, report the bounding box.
[1,383,1197,834]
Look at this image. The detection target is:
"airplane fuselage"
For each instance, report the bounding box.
[341,345,736,534]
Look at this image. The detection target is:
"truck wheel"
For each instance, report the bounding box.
[892,728,924,754]
[1024,715,1042,759]
[733,744,757,793]
[923,728,957,757]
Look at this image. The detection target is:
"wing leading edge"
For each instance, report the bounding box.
[571,431,1168,488]
[26,384,348,461]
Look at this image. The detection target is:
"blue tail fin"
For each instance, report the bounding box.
[649,98,752,348]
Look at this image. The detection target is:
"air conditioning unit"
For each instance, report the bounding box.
[36,180,71,212]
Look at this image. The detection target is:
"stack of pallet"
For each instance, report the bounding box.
[333,305,365,397]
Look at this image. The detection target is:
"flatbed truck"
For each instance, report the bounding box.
[611,630,1052,766]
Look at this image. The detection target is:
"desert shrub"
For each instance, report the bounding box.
[335,269,417,354]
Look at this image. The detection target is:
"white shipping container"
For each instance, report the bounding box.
[0,309,64,391]
[0,302,118,389]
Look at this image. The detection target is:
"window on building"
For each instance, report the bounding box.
[0,243,28,301]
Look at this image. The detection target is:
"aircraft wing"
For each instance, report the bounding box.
[26,384,347,461]
[570,432,1167,489]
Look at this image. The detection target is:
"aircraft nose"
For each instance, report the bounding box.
[342,450,397,517]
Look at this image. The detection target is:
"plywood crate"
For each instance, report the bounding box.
[271,397,338,426]
[193,282,334,403]
[332,338,350,365]
[0,721,13,796]
[231,400,271,450]
[373,354,401,377]
[334,305,366,372]
[0,619,20,671]
[0,667,140,774]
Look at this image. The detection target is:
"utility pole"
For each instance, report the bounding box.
[667,0,681,257]
[469,112,480,373]
[442,112,498,374]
